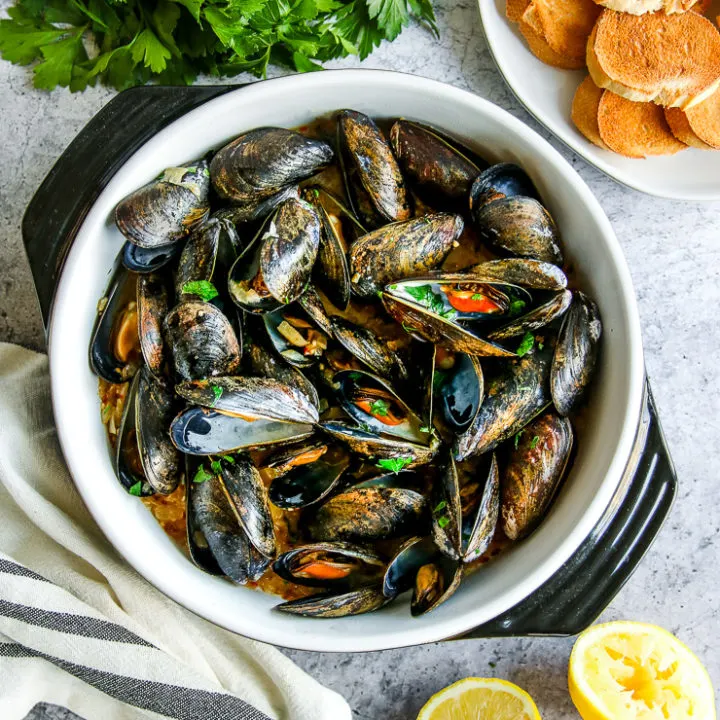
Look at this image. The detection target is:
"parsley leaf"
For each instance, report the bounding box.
[516,332,535,357]
[404,284,456,320]
[128,481,143,496]
[210,384,223,407]
[221,454,235,463]
[376,456,413,474]
[530,435,540,449]
[437,515,450,529]
[514,430,524,450]
[369,398,390,417]
[193,465,213,484]
[509,299,527,316]
[210,459,222,475]
[433,500,447,513]
[183,280,218,302]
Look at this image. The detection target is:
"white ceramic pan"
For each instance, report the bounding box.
[23,71,673,652]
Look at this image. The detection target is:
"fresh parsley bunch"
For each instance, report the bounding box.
[0,0,438,91]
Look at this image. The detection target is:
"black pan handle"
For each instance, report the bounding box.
[21,85,677,638]
[460,380,676,638]
[22,85,237,327]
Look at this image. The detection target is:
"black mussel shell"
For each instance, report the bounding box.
[185,456,222,575]
[263,306,328,369]
[467,258,567,291]
[410,556,463,616]
[430,455,463,560]
[213,185,299,227]
[122,240,181,274]
[137,273,169,380]
[488,290,572,342]
[275,585,387,618]
[436,352,484,433]
[469,163,539,211]
[461,452,500,562]
[382,536,437,599]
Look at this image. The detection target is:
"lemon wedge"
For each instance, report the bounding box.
[417,677,541,720]
[569,621,716,720]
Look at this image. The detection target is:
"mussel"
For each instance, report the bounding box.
[115,160,210,248]
[467,258,567,291]
[264,306,329,368]
[411,557,463,616]
[122,240,182,274]
[275,585,388,618]
[137,273,169,379]
[349,214,463,298]
[434,351,484,434]
[469,163,539,211]
[210,127,333,205]
[501,411,573,540]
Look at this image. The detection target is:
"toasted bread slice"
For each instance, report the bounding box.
[572,76,609,149]
[664,108,715,149]
[667,87,720,149]
[588,11,720,110]
[597,91,688,157]
[518,16,586,69]
[507,0,531,23]
[591,0,697,14]
[521,0,600,65]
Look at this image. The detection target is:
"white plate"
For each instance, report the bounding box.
[479,0,720,201]
[49,70,644,652]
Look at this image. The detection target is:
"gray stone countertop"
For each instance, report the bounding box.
[2,0,719,717]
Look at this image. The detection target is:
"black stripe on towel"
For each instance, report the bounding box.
[0,600,153,647]
[0,643,271,720]
[0,559,51,583]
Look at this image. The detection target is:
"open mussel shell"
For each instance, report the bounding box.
[331,317,408,382]
[488,289,573,342]
[264,306,328,369]
[411,556,463,616]
[90,263,141,384]
[304,188,352,310]
[185,456,222,575]
[175,220,221,297]
[137,273,169,380]
[220,457,276,558]
[164,301,242,382]
[175,376,319,425]
[170,407,314,455]
[462,452,500,562]
[430,455,463,560]
[382,536,437,599]
[307,486,427,543]
[389,120,485,204]
[273,542,384,588]
[122,240,181,274]
[320,420,438,470]
[114,372,153,496]
[455,346,552,460]
[501,411,574,540]
[115,161,210,249]
[228,198,321,312]
[469,163,539,211]
[473,196,563,265]
[190,470,270,584]
[551,291,602,416]
[260,439,329,480]
[275,585,387,618]
[467,258,567,291]
[337,109,411,227]
[135,366,182,495]
[269,447,350,510]
[210,127,334,205]
[349,213,463,298]
[382,289,514,359]
[334,370,426,444]
[214,185,299,227]
[297,286,334,337]
[436,352,484,433]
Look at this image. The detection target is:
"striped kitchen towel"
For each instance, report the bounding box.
[0,343,351,720]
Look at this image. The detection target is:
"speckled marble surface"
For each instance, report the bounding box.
[2,0,719,717]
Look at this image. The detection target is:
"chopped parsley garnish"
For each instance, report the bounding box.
[509,299,527,316]
[369,399,390,417]
[538,341,545,350]
[128,481,143,497]
[376,457,413,474]
[404,284,457,320]
[514,430,524,450]
[516,332,535,357]
[530,435,540,450]
[348,372,363,381]
[183,280,219,302]
[471,293,485,301]
[210,384,223,407]
[401,322,417,334]
[420,425,431,434]
[437,516,450,529]
[210,460,223,475]
[221,455,235,464]
[193,465,213,484]
[434,500,447,513]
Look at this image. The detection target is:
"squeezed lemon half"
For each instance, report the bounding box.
[569,621,716,720]
[416,677,541,720]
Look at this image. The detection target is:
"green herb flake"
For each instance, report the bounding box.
[210,384,223,407]
[471,293,485,301]
[369,398,390,417]
[516,332,535,357]
[530,435,540,450]
[128,481,143,497]
[401,322,416,334]
[183,280,218,302]
[538,341,545,350]
[349,372,363,381]
[437,515,450,529]
[193,465,213,484]
[514,430,524,450]
[420,425,431,433]
[376,457,413,474]
[509,299,527,316]
[221,455,235,464]
[434,500,447,513]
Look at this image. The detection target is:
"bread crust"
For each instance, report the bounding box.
[664,108,715,149]
[591,0,696,14]
[518,15,586,69]
[506,0,531,24]
[590,10,720,110]
[572,76,610,149]
[597,91,688,157]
